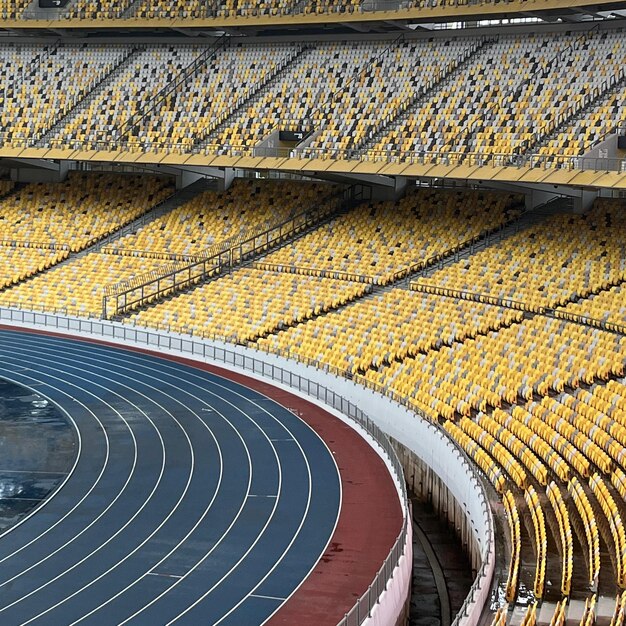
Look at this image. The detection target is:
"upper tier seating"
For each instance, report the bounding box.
[367,30,626,161]
[207,39,472,153]
[67,0,136,18]
[106,179,336,259]
[414,200,626,311]
[255,188,521,284]
[66,0,370,19]
[0,0,31,18]
[538,87,626,159]
[0,31,620,165]
[125,42,298,151]
[49,45,204,149]
[0,44,129,147]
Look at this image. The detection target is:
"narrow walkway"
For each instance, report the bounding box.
[409,496,473,626]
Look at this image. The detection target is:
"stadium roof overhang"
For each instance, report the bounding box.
[1,0,625,37]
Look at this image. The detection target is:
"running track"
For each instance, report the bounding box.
[0,328,345,625]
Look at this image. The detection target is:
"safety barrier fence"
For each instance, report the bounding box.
[102,188,347,317]
[26,135,626,173]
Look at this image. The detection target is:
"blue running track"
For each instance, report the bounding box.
[0,328,341,625]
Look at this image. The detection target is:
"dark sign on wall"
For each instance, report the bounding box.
[279,130,308,143]
[618,135,626,150]
[39,0,70,7]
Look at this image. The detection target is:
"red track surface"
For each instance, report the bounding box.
[3,326,404,625]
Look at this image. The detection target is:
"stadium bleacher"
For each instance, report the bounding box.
[0,29,620,168]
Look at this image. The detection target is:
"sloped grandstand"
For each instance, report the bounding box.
[1,1,626,625]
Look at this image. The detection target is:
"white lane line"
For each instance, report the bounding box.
[247,495,277,498]
[147,573,183,580]
[0,346,195,626]
[250,594,286,602]
[0,470,69,475]
[118,344,343,626]
[35,340,285,626]
[1,335,244,626]
[111,349,338,626]
[7,333,336,625]
[56,340,330,626]
[0,369,105,565]
[0,354,144,610]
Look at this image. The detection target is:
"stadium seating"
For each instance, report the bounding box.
[502,491,520,602]
[0,252,180,317]
[256,290,522,374]
[475,412,547,485]
[546,481,572,597]
[0,173,172,252]
[508,405,590,478]
[415,200,626,311]
[568,476,601,586]
[48,46,204,149]
[559,282,626,328]
[0,32,619,163]
[66,0,131,19]
[589,473,626,587]
[363,316,626,420]
[538,79,626,159]
[1,44,130,147]
[122,268,371,342]
[0,246,69,291]
[526,396,614,474]
[457,416,528,488]
[366,30,626,161]
[106,179,336,259]
[209,38,473,154]
[76,0,365,19]
[0,1,30,19]
[125,43,299,151]
[524,485,546,598]
[256,188,521,284]
[490,407,571,482]
[443,420,506,493]
[207,41,383,150]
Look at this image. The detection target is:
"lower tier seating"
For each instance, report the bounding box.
[414,200,626,312]
[0,252,180,317]
[256,289,522,374]
[122,268,371,342]
[363,317,626,420]
[0,245,69,291]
